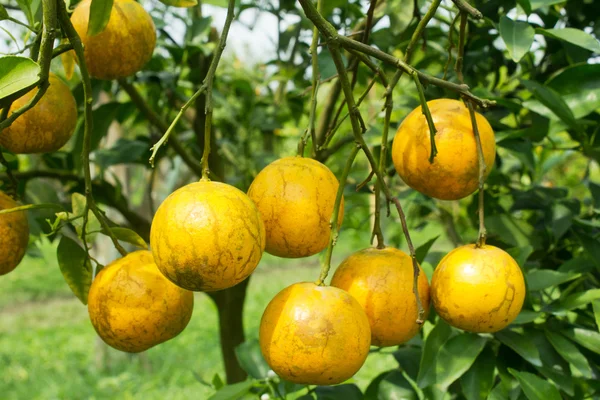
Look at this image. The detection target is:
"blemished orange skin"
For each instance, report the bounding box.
[150,181,265,292]
[259,282,371,385]
[391,99,496,200]
[247,156,344,258]
[431,244,525,333]
[87,251,194,353]
[331,247,430,347]
[71,0,156,80]
[0,73,77,154]
[0,192,29,275]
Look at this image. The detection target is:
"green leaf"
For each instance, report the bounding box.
[14,0,33,24]
[104,227,147,249]
[201,0,226,6]
[56,236,93,305]
[460,345,496,400]
[526,269,580,291]
[487,383,511,400]
[545,64,600,120]
[548,288,600,313]
[415,235,440,264]
[0,56,40,107]
[392,347,422,379]
[211,373,224,390]
[234,339,270,379]
[67,193,100,239]
[499,16,535,62]
[545,331,593,378]
[534,365,573,396]
[158,0,198,6]
[512,310,541,324]
[88,0,113,36]
[589,181,600,209]
[574,231,600,270]
[517,0,531,14]
[315,384,363,399]
[505,245,533,269]
[593,301,600,331]
[521,80,580,134]
[529,0,565,10]
[207,380,254,400]
[434,333,487,390]
[386,0,414,35]
[0,5,9,20]
[377,371,418,400]
[95,139,149,168]
[417,320,452,388]
[508,369,561,400]
[496,330,542,367]
[538,28,600,53]
[561,328,600,354]
[0,203,64,215]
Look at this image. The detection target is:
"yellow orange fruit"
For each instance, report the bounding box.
[248,156,343,258]
[331,247,430,346]
[391,99,496,200]
[0,73,77,154]
[88,250,194,352]
[259,282,371,385]
[0,192,29,275]
[71,0,156,80]
[431,244,525,333]
[150,180,265,292]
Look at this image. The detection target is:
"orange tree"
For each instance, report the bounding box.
[0,0,599,398]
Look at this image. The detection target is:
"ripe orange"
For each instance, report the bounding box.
[259,282,371,385]
[431,244,525,333]
[150,181,265,292]
[391,99,496,200]
[71,0,156,80]
[88,250,194,352]
[0,192,29,275]
[247,156,343,258]
[0,73,77,154]
[331,247,430,346]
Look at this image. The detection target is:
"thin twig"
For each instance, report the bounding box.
[465,100,487,247]
[51,42,73,58]
[455,12,468,84]
[451,0,483,19]
[443,13,460,80]
[410,71,438,163]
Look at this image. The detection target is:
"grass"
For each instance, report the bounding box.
[0,238,402,399]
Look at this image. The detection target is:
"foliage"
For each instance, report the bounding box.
[0,0,599,399]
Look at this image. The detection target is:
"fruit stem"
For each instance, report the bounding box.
[465,100,487,248]
[410,70,438,163]
[298,0,322,158]
[455,12,468,84]
[316,145,360,286]
[58,0,128,258]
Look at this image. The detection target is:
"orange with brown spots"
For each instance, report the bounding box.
[259,282,371,385]
[71,0,156,80]
[0,192,29,275]
[431,244,525,333]
[150,181,265,292]
[0,73,77,154]
[392,99,496,200]
[88,250,194,353]
[331,246,430,346]
[248,156,343,258]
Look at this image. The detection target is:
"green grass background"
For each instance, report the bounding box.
[0,237,414,400]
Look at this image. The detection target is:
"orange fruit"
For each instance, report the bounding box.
[0,73,77,154]
[431,244,525,333]
[331,247,430,346]
[88,250,194,353]
[150,181,265,292]
[391,99,496,200]
[259,282,371,385]
[71,0,156,80]
[247,156,343,258]
[0,191,29,275]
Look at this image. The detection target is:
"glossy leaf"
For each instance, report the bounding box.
[521,80,580,133]
[415,235,439,264]
[378,371,418,400]
[538,28,600,53]
[593,300,600,331]
[315,384,363,400]
[56,236,93,305]
[434,333,487,390]
[508,369,561,400]
[14,0,33,24]
[574,231,600,269]
[386,0,414,36]
[545,64,600,119]
[526,269,580,291]
[496,330,542,367]
[207,380,254,400]
[95,139,149,168]
[104,227,148,249]
[393,347,421,379]
[548,288,600,312]
[88,0,114,36]
[499,16,535,62]
[529,0,565,9]
[561,328,600,354]
[0,5,8,19]
[460,345,496,400]
[417,320,452,388]
[234,339,270,379]
[0,56,40,107]
[545,331,592,378]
